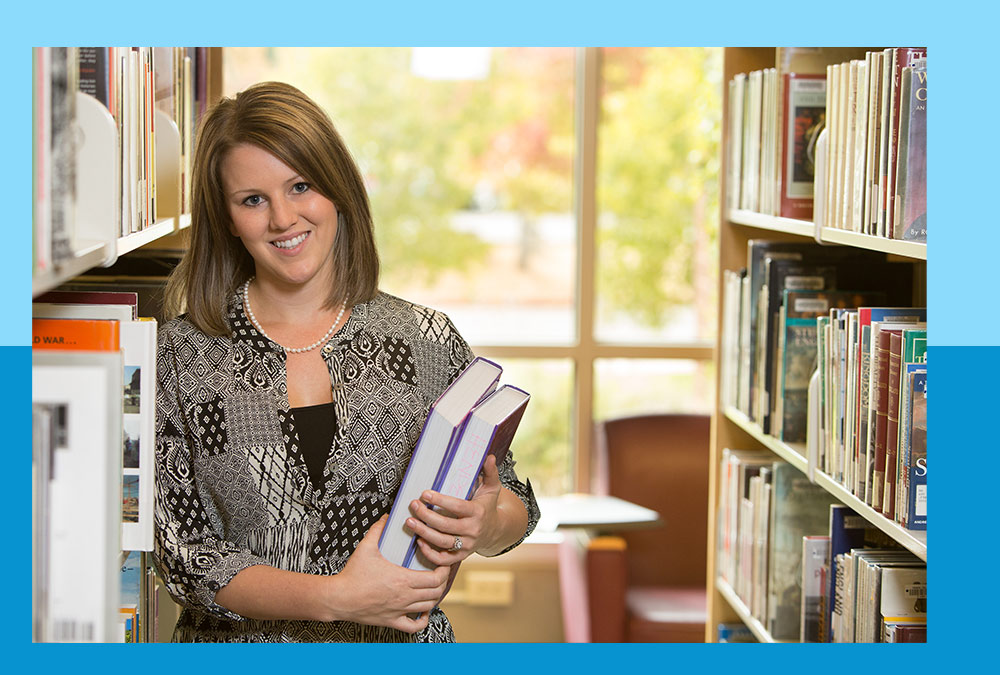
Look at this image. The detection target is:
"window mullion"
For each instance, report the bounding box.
[574,47,601,493]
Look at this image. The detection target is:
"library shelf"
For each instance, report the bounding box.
[728,209,927,260]
[117,217,181,258]
[32,242,108,297]
[715,577,789,643]
[723,406,927,562]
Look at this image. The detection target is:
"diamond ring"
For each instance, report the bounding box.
[449,536,463,552]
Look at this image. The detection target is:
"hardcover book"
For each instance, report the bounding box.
[379,357,502,568]
[407,384,530,571]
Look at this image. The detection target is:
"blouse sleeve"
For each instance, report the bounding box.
[152,324,269,622]
[445,317,541,556]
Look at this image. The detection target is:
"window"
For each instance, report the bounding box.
[224,47,721,495]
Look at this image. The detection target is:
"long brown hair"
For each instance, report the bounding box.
[163,81,379,335]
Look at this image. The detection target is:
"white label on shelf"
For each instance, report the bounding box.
[915,485,927,517]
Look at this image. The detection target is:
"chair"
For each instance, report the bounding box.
[586,413,711,642]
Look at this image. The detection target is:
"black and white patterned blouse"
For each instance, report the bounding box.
[153,290,540,642]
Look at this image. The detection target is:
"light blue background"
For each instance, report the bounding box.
[8,0,981,668]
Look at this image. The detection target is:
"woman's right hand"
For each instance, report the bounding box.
[328,514,451,633]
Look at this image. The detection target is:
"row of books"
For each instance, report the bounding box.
[32,290,157,642]
[719,241,927,532]
[727,65,824,218]
[719,239,912,436]
[717,450,926,642]
[817,48,927,242]
[813,306,927,530]
[725,48,865,219]
[32,47,208,279]
[724,47,926,245]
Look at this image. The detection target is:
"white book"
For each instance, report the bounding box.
[120,320,157,551]
[34,350,122,642]
[378,357,502,568]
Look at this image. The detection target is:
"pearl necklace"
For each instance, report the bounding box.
[241,277,346,354]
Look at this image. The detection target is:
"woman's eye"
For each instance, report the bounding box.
[292,182,310,194]
[243,195,263,207]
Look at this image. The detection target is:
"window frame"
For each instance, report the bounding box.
[472,48,714,492]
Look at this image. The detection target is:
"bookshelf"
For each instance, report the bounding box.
[31,47,221,643]
[706,48,928,643]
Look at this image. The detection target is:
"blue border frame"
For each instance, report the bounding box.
[11,0,987,668]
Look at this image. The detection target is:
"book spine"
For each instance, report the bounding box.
[882,333,903,518]
[870,331,892,508]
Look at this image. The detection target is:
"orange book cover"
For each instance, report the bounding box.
[32,318,120,351]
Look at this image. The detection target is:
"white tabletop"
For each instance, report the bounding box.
[536,493,662,532]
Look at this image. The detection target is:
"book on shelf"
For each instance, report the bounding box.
[778,73,826,219]
[32,317,120,351]
[879,566,926,639]
[800,535,830,643]
[379,357,530,570]
[757,256,838,435]
[902,370,927,530]
[885,48,927,237]
[120,551,143,643]
[895,360,925,525]
[717,622,756,643]
[36,289,139,319]
[893,59,927,242]
[826,506,866,642]
[407,384,530,571]
[884,622,926,643]
[33,350,123,642]
[766,461,835,642]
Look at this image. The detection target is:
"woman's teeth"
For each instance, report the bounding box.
[272,233,307,249]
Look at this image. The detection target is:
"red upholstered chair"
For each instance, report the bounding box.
[587,413,711,642]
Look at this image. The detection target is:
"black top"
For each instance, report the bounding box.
[290,401,337,490]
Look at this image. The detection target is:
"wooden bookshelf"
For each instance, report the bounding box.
[706,47,928,643]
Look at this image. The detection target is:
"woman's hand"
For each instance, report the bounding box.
[330,514,451,633]
[406,455,524,566]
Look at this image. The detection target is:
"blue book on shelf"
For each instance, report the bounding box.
[905,371,927,530]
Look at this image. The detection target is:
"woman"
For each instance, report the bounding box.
[155,81,539,642]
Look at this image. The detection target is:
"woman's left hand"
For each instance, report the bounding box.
[406,455,505,565]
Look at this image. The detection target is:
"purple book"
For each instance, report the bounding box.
[378,357,502,568]
[404,385,530,570]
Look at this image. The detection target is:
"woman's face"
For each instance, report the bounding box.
[221,143,339,293]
